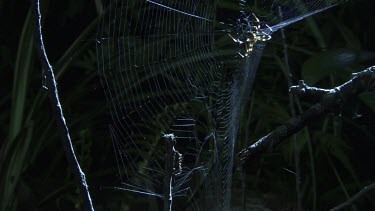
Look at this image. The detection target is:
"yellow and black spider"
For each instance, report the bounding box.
[228,13,273,57]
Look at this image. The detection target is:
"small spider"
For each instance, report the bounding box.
[228,13,273,57]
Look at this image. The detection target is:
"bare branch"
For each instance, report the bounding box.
[330,182,375,211]
[34,1,94,210]
[238,66,375,164]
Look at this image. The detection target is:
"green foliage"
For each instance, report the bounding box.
[1,8,35,211]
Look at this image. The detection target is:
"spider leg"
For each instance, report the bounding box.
[228,34,236,41]
[228,34,243,44]
[265,23,273,33]
[251,13,260,23]
[238,52,245,58]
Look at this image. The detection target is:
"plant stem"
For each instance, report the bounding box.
[279,6,303,211]
[330,182,375,211]
[34,1,94,210]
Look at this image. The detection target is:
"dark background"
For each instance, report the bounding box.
[1,0,375,210]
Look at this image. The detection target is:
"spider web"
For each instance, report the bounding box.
[96,0,222,209]
[96,0,348,210]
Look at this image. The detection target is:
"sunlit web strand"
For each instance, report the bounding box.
[146,0,226,25]
[147,0,347,35]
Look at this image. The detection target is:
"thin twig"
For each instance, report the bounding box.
[330,182,375,211]
[238,66,375,163]
[34,1,94,210]
[163,134,176,211]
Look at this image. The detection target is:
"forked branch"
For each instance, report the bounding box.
[238,66,375,163]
